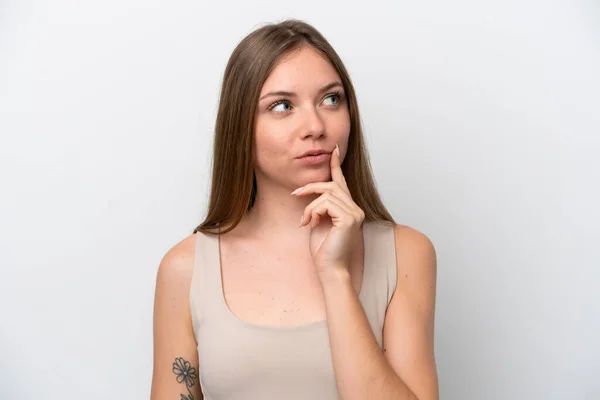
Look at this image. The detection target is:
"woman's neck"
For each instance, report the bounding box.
[241,180,319,238]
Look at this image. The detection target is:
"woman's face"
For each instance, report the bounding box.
[254,45,351,190]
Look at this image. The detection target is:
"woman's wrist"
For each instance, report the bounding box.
[318,265,353,294]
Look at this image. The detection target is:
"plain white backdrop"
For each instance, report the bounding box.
[1,0,599,399]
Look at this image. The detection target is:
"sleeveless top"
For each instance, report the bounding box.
[189,220,397,400]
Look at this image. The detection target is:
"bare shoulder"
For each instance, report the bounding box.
[392,224,437,279]
[393,224,436,254]
[156,234,197,284]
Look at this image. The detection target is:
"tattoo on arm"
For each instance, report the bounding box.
[172,357,198,400]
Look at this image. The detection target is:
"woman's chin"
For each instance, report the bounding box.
[296,170,331,184]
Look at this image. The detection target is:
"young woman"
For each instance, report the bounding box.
[151,19,439,400]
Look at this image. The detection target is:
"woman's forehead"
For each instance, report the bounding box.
[260,47,341,95]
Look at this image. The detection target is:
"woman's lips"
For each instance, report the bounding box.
[297,152,331,165]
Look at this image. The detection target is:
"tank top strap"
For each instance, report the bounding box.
[359,221,398,347]
[190,229,225,336]
[362,221,398,301]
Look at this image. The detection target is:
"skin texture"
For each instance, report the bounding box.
[151,45,438,400]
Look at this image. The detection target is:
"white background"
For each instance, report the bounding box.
[1,0,599,399]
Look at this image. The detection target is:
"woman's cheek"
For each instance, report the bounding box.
[332,116,350,142]
[254,129,291,168]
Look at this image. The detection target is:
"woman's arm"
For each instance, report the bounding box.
[321,225,438,400]
[150,236,203,400]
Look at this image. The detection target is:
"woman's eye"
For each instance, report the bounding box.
[269,93,342,113]
[323,93,341,106]
[271,101,292,113]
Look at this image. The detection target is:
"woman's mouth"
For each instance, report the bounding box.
[297,152,331,165]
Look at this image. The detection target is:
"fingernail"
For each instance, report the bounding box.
[335,143,340,157]
[291,187,303,195]
[299,215,304,227]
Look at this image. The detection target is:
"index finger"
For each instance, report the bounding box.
[330,143,349,193]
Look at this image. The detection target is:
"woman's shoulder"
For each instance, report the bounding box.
[391,224,435,249]
[389,222,430,240]
[155,234,197,288]
[366,220,433,246]
[390,223,437,280]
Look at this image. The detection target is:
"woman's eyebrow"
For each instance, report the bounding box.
[259,81,343,101]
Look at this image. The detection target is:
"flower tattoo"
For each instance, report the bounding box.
[172,357,198,399]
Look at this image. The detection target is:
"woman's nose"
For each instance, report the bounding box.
[300,108,326,139]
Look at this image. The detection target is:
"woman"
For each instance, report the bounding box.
[151,19,438,400]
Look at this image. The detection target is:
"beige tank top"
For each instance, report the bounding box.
[189,220,397,400]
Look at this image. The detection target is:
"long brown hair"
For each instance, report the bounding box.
[193,19,395,235]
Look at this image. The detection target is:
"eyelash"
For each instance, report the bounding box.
[267,91,345,113]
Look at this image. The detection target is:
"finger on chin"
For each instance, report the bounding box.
[330,143,344,183]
